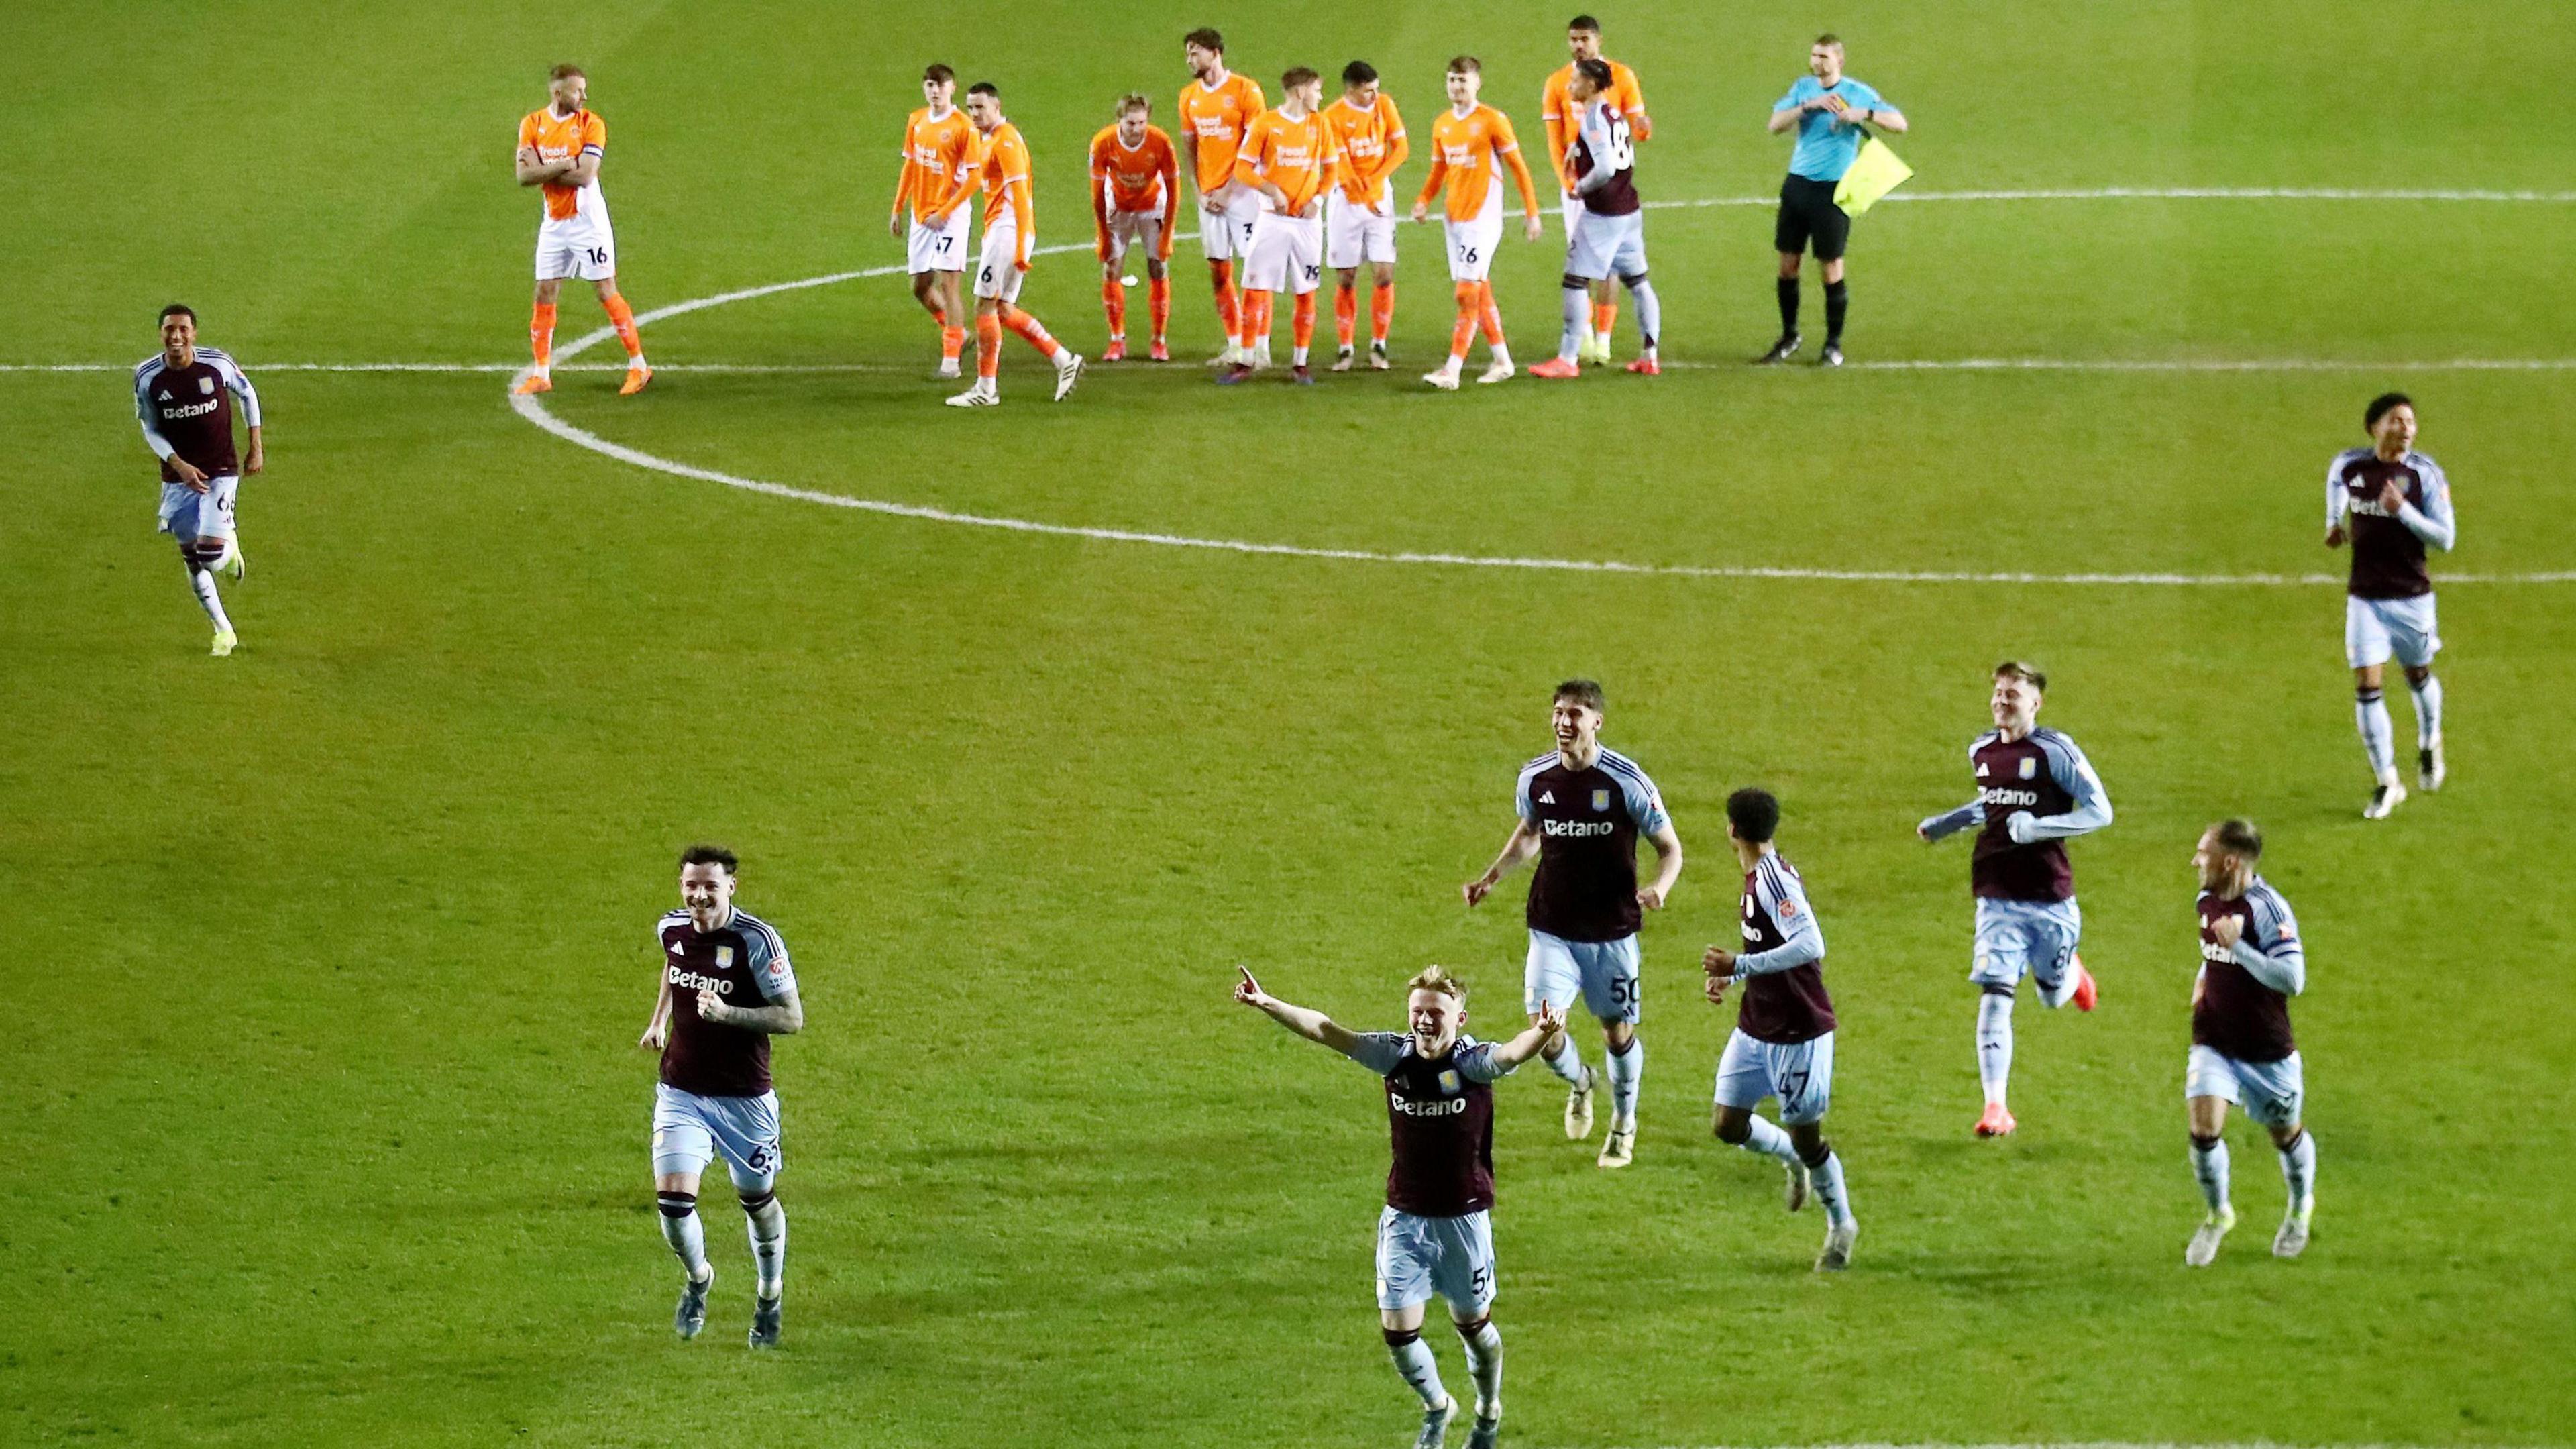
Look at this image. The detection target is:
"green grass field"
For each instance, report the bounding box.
[6,1,2574,1444]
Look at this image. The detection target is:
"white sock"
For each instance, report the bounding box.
[1808,1149,1854,1228]
[657,1192,710,1281]
[1489,343,1513,370]
[2038,963,2080,1010]
[2410,675,2443,748]
[1291,344,1309,366]
[1740,1114,1803,1167]
[1604,1038,1642,1128]
[630,352,648,370]
[1454,1318,1503,1417]
[1385,1330,1448,1409]
[2355,688,2396,780]
[2277,1130,2317,1212]
[743,1193,786,1299]
[1540,1036,1587,1087]
[1558,284,1587,362]
[1976,991,2015,1107]
[2190,1136,2231,1213]
[1625,276,1662,352]
[187,567,233,632]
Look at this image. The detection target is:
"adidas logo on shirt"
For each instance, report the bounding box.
[1538,791,1555,804]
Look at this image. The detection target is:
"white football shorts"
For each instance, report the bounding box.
[157,474,239,543]
[1970,897,2084,991]
[1565,209,1648,282]
[1242,211,1323,294]
[1713,1028,1836,1125]
[1525,929,1641,1024]
[906,208,973,274]
[1104,208,1166,265]
[1197,184,1263,262]
[1375,1206,1496,1315]
[973,221,1028,303]
[534,215,616,282]
[2186,1044,2304,1130]
[2345,592,2440,669]
[651,1082,784,1191]
[1324,192,1398,268]
[1558,189,1584,235]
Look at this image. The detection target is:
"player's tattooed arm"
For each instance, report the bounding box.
[694,987,805,1035]
[515,146,574,186]
[1233,967,1365,1057]
[1487,1000,1568,1070]
[1463,820,1543,906]
[1917,802,1982,842]
[639,976,674,1051]
[1636,824,1682,910]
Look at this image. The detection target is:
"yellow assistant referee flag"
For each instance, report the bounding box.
[1834,136,1913,216]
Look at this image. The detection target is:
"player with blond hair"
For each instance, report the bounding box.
[1236,963,1564,1449]
[512,64,649,396]
[1222,67,1341,384]
[890,64,982,378]
[1411,57,1544,390]
[946,83,1085,408]
[1179,29,1267,367]
[1089,94,1180,362]
[1320,60,1409,371]
[1540,15,1650,364]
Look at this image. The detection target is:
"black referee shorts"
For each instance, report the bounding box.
[1774,174,1851,262]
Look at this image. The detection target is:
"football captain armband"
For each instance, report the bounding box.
[1919,802,1981,841]
[1833,131,1913,216]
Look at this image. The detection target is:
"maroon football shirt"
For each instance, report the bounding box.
[657,907,798,1097]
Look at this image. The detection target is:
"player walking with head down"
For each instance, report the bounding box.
[135,304,261,657]
[1700,790,1858,1270]
[1235,965,1566,1449]
[639,845,805,1347]
[2182,820,2318,1266]
[1089,95,1179,362]
[1918,663,2112,1138]
[512,64,650,397]
[2325,392,2457,818]
[1464,680,1683,1169]
[945,83,1085,409]
[1411,56,1545,390]
[890,64,983,378]
[1320,61,1408,372]
[1527,58,1663,379]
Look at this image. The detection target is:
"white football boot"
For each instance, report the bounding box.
[2185,1204,2237,1267]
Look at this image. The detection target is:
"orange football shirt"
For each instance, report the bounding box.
[1232,107,1338,215]
[978,121,1035,264]
[1417,103,1541,223]
[1177,72,1266,193]
[1540,60,1647,188]
[1089,124,1178,214]
[1321,93,1409,206]
[519,107,606,221]
[893,106,980,223]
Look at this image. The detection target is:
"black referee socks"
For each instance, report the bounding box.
[1825,280,1849,343]
[1776,276,1801,335]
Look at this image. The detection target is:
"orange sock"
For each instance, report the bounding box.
[1450,281,1480,360]
[1210,260,1238,337]
[976,313,1002,379]
[603,293,643,359]
[941,325,966,362]
[1001,304,1061,359]
[1291,292,1316,352]
[1102,277,1126,337]
[529,301,557,369]
[1334,283,1358,348]
[1593,299,1618,337]
[1148,274,1171,339]
[1371,282,1394,344]
[1477,282,1505,347]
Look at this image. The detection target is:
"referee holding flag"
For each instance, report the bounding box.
[1760,35,1906,367]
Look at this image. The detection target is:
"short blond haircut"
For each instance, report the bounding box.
[1407,965,1467,1002]
[1116,91,1151,117]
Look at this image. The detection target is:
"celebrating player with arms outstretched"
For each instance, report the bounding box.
[1222,67,1340,384]
[1089,95,1179,362]
[2182,819,2318,1266]
[1701,790,1858,1270]
[638,845,804,1347]
[1540,15,1650,364]
[1178,29,1266,367]
[135,304,261,656]
[1918,662,2112,1138]
[1527,59,1663,378]
[511,64,649,396]
[1235,965,1564,1449]
[890,64,982,378]
[945,83,1085,409]
[1464,680,1682,1169]
[1320,61,1407,372]
[2325,392,2457,818]
[1411,57,1544,390]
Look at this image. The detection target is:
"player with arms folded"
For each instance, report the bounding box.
[1320,61,1407,372]
[1235,965,1564,1449]
[1178,30,1267,367]
[1222,67,1340,384]
[2181,819,2318,1266]
[1918,662,2112,1138]
[1464,679,1682,1168]
[512,64,649,396]
[1528,59,1663,379]
[1089,95,1179,362]
[638,845,805,1347]
[134,304,261,657]
[890,64,982,378]
[1540,15,1650,364]
[1701,789,1858,1270]
[946,83,1085,409]
[1411,57,1544,390]
[2325,392,2457,818]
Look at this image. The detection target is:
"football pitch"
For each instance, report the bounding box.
[6,0,2575,1444]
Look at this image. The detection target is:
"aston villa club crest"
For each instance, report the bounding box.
[1591,788,1611,812]
[1438,1070,1461,1095]
[2019,757,2037,780]
[198,376,216,394]
[715,945,735,968]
